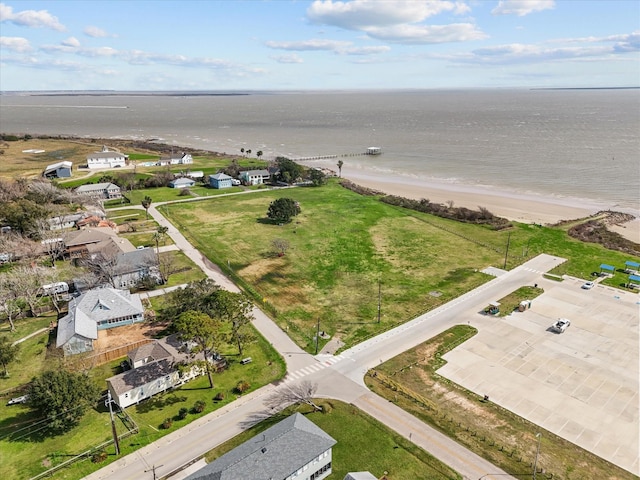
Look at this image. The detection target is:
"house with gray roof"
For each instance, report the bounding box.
[107,334,224,408]
[209,172,233,189]
[159,152,193,165]
[344,473,377,480]
[76,182,122,199]
[113,247,161,289]
[56,288,144,356]
[185,412,336,480]
[169,177,196,189]
[43,160,72,179]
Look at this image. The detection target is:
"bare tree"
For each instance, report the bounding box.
[272,238,290,257]
[80,251,119,288]
[264,380,322,412]
[0,276,22,331]
[8,266,47,316]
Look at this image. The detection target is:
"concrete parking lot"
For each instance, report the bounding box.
[438,275,639,476]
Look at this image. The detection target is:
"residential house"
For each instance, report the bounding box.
[239,169,271,185]
[159,152,193,165]
[113,247,161,289]
[76,182,122,200]
[48,212,86,231]
[209,173,233,189]
[169,177,196,189]
[56,287,144,356]
[185,170,204,179]
[86,146,127,169]
[63,227,134,260]
[184,413,336,480]
[107,334,225,408]
[43,161,72,179]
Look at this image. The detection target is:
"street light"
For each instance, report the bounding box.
[533,432,542,479]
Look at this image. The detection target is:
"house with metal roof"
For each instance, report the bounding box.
[86,146,127,169]
[159,152,193,165]
[56,288,144,356]
[112,247,161,289]
[169,177,196,189]
[76,182,122,199]
[185,412,336,480]
[209,172,233,189]
[43,160,72,179]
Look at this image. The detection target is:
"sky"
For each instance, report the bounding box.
[0,0,639,91]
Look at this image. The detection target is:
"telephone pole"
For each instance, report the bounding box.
[503,232,511,269]
[315,319,320,355]
[377,279,382,324]
[106,390,120,455]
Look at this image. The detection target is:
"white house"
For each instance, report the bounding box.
[76,182,122,199]
[169,177,196,189]
[56,288,144,356]
[106,335,223,408]
[86,146,127,169]
[239,169,270,185]
[184,413,336,480]
[159,152,193,165]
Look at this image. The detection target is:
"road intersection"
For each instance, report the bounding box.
[87,203,566,480]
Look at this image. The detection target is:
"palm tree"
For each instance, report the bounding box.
[246,149,252,157]
[240,148,245,156]
[141,196,152,219]
[337,160,344,177]
[153,225,169,255]
[256,150,263,160]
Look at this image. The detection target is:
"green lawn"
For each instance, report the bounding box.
[159,181,639,352]
[0,327,285,480]
[203,400,461,480]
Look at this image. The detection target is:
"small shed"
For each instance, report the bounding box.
[628,274,640,289]
[599,264,615,275]
[169,177,196,189]
[43,161,73,179]
[209,173,233,189]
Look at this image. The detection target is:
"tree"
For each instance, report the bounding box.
[308,168,327,186]
[27,369,99,434]
[0,275,22,331]
[264,380,322,412]
[276,157,304,184]
[159,279,221,321]
[0,336,19,377]
[240,148,245,156]
[256,150,263,159]
[246,149,252,157]
[337,159,344,177]
[174,310,221,388]
[7,265,46,317]
[153,225,169,255]
[208,290,254,356]
[267,198,300,224]
[141,196,152,220]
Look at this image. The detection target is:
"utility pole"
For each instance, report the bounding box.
[315,319,320,355]
[533,432,542,479]
[503,232,511,269]
[106,390,120,455]
[377,279,382,324]
[145,464,164,480]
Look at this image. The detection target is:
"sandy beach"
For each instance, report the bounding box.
[299,159,640,243]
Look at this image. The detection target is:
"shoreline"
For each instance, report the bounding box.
[298,158,640,242]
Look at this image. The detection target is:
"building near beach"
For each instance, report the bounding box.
[86,146,127,169]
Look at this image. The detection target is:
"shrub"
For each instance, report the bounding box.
[193,400,206,413]
[162,417,173,429]
[214,392,225,402]
[235,380,250,394]
[92,450,108,463]
[178,407,189,420]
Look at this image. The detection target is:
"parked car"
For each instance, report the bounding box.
[7,395,28,405]
[551,318,571,333]
[231,178,241,186]
[582,281,595,290]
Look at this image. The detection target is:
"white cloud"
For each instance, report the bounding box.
[492,0,555,17]
[307,0,469,29]
[61,37,80,48]
[84,26,114,38]
[271,54,304,64]
[0,3,65,31]
[0,36,31,53]
[266,39,352,52]
[367,23,487,44]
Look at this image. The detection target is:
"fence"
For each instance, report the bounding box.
[67,339,154,368]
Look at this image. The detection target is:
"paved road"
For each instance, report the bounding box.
[86,203,566,480]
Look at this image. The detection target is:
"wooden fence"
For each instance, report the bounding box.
[67,339,154,367]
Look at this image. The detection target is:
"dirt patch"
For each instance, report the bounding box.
[93,322,167,352]
[239,256,285,280]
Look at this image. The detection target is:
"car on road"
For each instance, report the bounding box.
[7,395,28,405]
[582,281,595,289]
[551,318,571,333]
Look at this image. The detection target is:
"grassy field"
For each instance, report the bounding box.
[203,400,461,480]
[159,180,639,352]
[0,326,285,480]
[365,325,635,480]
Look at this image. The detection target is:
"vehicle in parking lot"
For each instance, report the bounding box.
[7,395,28,405]
[551,318,571,333]
[582,281,595,290]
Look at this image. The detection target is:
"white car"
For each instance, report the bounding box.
[7,395,28,405]
[582,281,595,290]
[551,318,571,333]
[231,179,241,186]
